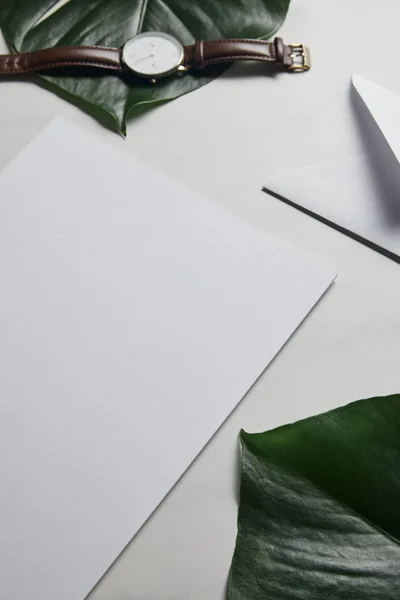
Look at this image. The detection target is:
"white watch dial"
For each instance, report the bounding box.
[122,32,184,78]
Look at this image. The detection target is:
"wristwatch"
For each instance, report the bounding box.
[0,33,311,81]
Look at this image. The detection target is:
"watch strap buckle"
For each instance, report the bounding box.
[288,43,311,72]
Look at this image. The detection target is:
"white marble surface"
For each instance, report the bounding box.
[2,1,400,598]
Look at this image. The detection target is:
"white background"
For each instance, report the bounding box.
[1,0,400,598]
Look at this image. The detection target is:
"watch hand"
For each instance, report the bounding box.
[134,53,154,63]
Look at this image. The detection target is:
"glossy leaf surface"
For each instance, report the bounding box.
[229,395,400,600]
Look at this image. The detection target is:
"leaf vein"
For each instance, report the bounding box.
[249,448,400,549]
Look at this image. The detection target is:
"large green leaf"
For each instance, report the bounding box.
[0,0,291,134]
[229,395,400,600]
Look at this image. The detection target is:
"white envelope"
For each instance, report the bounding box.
[264,74,400,261]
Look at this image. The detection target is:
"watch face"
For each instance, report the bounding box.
[122,32,184,78]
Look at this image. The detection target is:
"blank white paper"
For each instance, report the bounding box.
[0,119,336,600]
[265,74,400,260]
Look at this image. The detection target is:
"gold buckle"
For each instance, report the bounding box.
[289,44,311,72]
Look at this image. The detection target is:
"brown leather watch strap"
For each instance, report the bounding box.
[184,37,293,69]
[0,36,310,77]
[0,46,122,75]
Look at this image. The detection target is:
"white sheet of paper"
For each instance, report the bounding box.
[0,119,336,600]
[265,74,400,260]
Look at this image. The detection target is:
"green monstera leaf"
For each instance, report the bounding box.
[0,0,291,134]
[229,395,400,600]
